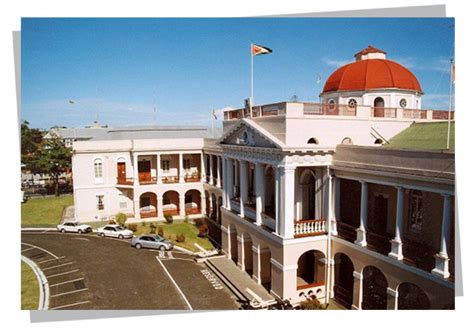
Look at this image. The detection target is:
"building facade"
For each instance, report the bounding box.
[71,46,455,309]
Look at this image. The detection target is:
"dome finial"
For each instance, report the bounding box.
[355,45,387,61]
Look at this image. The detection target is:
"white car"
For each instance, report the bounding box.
[97,224,133,239]
[57,221,92,234]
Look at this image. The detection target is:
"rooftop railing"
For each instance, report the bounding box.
[223,102,454,121]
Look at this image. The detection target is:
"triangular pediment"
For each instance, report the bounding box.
[220,119,282,149]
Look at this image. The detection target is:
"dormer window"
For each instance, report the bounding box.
[399,98,407,109]
[348,98,357,108]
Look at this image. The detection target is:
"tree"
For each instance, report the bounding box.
[27,135,72,196]
[21,120,44,164]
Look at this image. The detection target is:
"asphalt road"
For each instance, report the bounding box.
[21,231,240,310]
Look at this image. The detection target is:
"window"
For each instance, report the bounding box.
[162,160,170,173]
[97,195,104,210]
[348,98,357,108]
[328,99,336,110]
[399,98,407,108]
[163,196,170,205]
[307,137,319,145]
[94,159,103,178]
[408,190,423,233]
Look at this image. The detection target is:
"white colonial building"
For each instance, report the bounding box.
[72,46,455,310]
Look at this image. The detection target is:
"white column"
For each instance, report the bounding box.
[432,194,452,279]
[133,193,140,219]
[226,158,234,209]
[133,153,139,186]
[255,163,264,225]
[352,270,363,310]
[239,160,248,217]
[179,194,186,216]
[216,156,221,188]
[332,175,339,235]
[201,153,206,183]
[386,287,398,310]
[201,194,207,215]
[157,197,164,218]
[156,153,162,184]
[179,153,184,183]
[274,166,280,234]
[389,186,405,260]
[209,155,215,185]
[222,157,228,209]
[355,181,368,247]
[278,165,295,239]
[252,245,262,284]
[327,171,334,234]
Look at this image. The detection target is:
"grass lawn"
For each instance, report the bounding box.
[21,261,39,310]
[21,195,73,227]
[385,122,455,151]
[131,220,214,252]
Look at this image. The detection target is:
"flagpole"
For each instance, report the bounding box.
[447,59,453,150]
[250,43,254,104]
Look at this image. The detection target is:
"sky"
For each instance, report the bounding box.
[21,18,454,129]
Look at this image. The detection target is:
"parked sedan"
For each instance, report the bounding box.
[97,224,133,239]
[57,221,92,234]
[131,235,174,250]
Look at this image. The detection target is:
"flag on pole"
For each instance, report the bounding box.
[212,109,217,120]
[252,44,272,56]
[452,64,455,84]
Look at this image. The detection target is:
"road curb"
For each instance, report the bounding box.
[21,228,56,232]
[21,255,49,310]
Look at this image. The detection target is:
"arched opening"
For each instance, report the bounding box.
[362,266,388,310]
[162,190,180,216]
[211,193,217,220]
[260,246,272,292]
[205,191,211,217]
[264,166,276,220]
[334,253,354,309]
[374,97,385,108]
[296,250,326,290]
[185,189,201,215]
[398,283,430,310]
[374,138,384,145]
[242,232,253,276]
[229,224,238,264]
[217,197,223,224]
[373,97,385,117]
[140,192,157,218]
[307,137,319,145]
[341,137,353,145]
[299,169,316,219]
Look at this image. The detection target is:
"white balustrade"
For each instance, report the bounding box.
[294,220,327,236]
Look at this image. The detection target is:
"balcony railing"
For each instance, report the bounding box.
[185,207,201,215]
[163,209,179,216]
[139,177,157,185]
[184,175,201,183]
[116,177,134,185]
[162,176,179,184]
[294,219,327,238]
[140,210,157,218]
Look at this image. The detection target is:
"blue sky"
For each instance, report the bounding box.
[21,18,454,129]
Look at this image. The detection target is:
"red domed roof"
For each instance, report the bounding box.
[323,59,422,93]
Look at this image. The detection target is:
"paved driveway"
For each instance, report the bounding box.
[21,231,240,310]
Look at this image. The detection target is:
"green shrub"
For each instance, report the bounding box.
[127,223,138,232]
[176,233,186,243]
[299,298,327,310]
[157,226,164,237]
[115,212,128,226]
[164,214,173,224]
[108,219,116,225]
[141,221,146,227]
[194,218,204,227]
[198,224,208,238]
